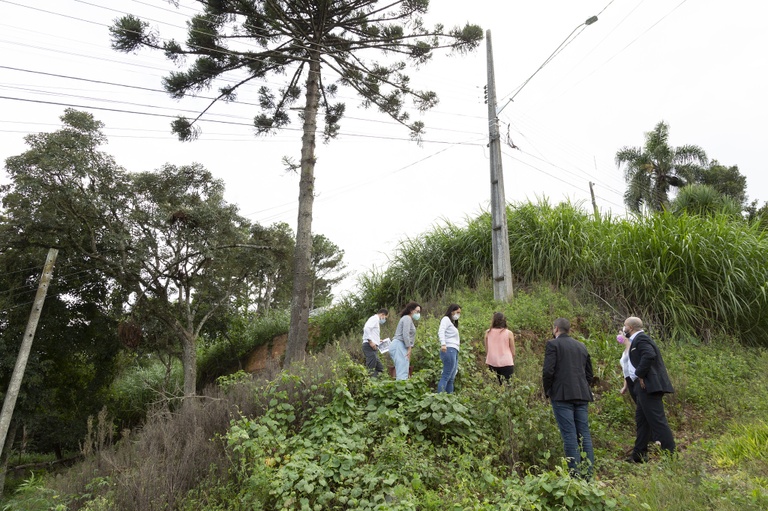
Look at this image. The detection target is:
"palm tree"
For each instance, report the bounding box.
[616,121,708,213]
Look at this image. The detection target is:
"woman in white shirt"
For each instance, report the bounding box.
[437,304,461,393]
[617,331,637,401]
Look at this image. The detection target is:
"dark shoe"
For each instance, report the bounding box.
[624,454,647,463]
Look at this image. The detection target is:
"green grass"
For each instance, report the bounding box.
[712,421,768,468]
[11,280,761,511]
[361,200,768,345]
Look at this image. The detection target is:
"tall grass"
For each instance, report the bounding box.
[361,200,768,344]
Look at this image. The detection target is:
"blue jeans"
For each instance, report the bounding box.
[388,339,410,380]
[551,400,594,478]
[437,348,458,393]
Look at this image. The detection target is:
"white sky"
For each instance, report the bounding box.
[1,0,767,297]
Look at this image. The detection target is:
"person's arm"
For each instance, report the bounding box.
[542,341,556,397]
[438,317,449,352]
[483,329,490,351]
[585,353,594,386]
[405,316,415,357]
[508,330,516,360]
[620,381,628,394]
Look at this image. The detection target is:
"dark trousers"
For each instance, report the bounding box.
[633,380,675,457]
[362,343,383,377]
[626,377,638,403]
[488,365,514,384]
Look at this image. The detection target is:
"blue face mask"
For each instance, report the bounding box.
[379,318,386,325]
[412,313,421,321]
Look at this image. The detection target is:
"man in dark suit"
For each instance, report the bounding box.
[624,316,676,462]
[543,318,594,478]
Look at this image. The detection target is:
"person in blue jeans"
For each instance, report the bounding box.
[542,317,595,479]
[437,304,461,393]
[389,302,420,380]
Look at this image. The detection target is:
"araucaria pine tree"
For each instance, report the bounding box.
[110,0,483,366]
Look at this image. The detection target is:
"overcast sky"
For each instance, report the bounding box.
[2,0,766,297]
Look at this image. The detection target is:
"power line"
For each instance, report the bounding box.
[518,148,625,198]
[0,68,486,136]
[501,149,626,210]
[560,0,691,95]
[556,0,647,85]
[0,95,487,146]
[501,110,627,189]
[249,137,485,223]
[0,1,489,136]
[499,14,599,105]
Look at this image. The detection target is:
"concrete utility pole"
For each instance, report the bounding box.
[0,248,58,458]
[485,30,513,302]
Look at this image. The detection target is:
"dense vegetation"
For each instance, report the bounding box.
[360,201,768,344]
[3,201,768,510]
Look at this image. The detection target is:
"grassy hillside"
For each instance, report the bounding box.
[5,201,768,510]
[6,284,768,511]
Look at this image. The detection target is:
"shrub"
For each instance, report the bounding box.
[512,465,626,510]
[107,357,183,429]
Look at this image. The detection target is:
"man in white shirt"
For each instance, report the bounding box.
[362,308,389,377]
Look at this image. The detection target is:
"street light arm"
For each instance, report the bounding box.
[501,14,598,107]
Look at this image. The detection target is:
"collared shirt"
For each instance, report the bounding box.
[620,349,637,381]
[362,314,381,345]
[626,329,644,381]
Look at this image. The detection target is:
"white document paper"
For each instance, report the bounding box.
[376,337,392,354]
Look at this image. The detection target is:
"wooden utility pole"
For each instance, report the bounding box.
[486,30,513,302]
[0,248,58,458]
[589,181,600,220]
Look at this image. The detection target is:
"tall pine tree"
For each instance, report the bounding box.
[110,0,482,366]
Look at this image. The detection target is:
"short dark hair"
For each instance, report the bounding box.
[490,312,507,329]
[400,301,421,317]
[553,317,571,333]
[377,308,389,315]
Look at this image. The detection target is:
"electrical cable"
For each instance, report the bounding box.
[246,137,485,222]
[501,149,626,210]
[0,95,486,146]
[502,110,627,189]
[499,14,596,104]
[559,0,690,95]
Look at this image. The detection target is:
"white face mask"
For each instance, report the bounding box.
[452,314,460,321]
[379,318,386,324]
[412,312,421,321]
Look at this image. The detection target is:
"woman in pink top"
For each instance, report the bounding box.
[484,312,516,384]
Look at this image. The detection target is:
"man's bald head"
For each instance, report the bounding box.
[624,316,643,334]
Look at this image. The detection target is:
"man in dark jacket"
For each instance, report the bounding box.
[624,316,676,462]
[543,317,594,478]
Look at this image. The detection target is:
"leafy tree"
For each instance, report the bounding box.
[0,239,121,460]
[309,233,347,310]
[694,161,748,207]
[110,0,483,366]
[2,110,261,397]
[616,121,708,213]
[246,222,295,315]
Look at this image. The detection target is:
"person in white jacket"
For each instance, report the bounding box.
[362,308,389,377]
[437,303,461,393]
